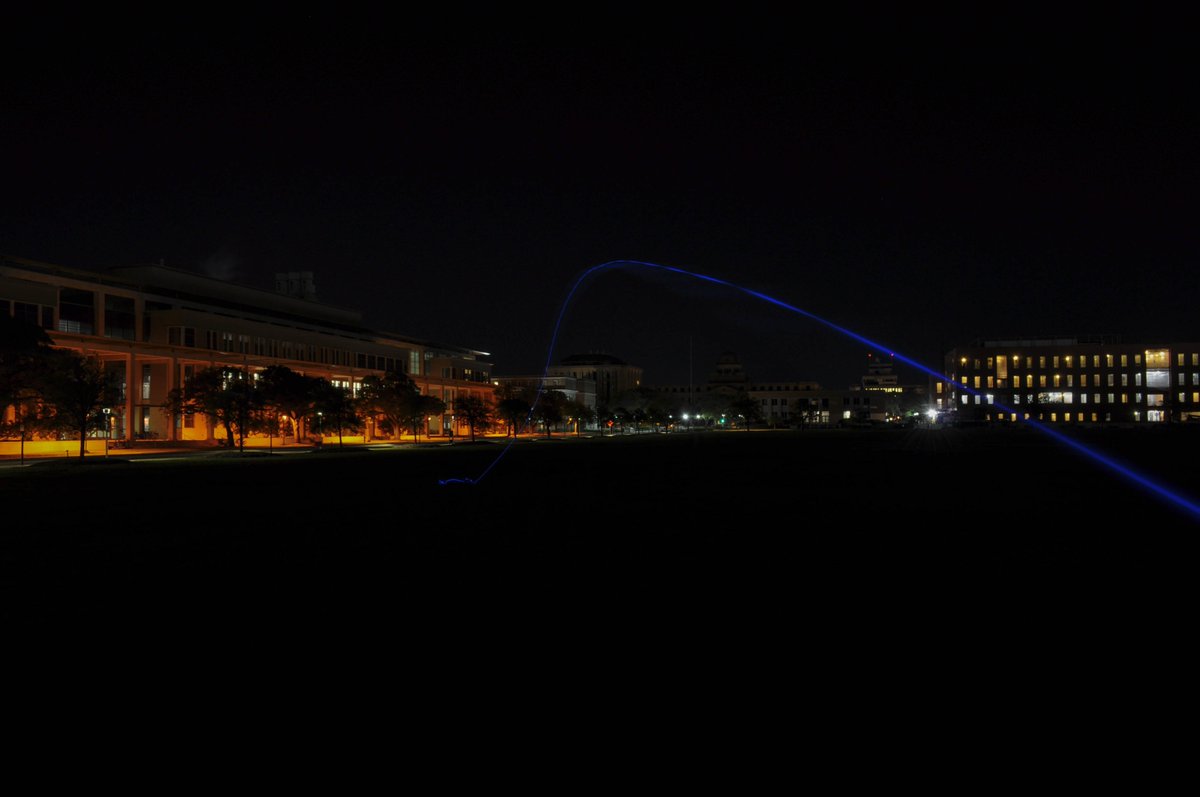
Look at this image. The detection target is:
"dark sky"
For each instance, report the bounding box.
[3,13,1197,388]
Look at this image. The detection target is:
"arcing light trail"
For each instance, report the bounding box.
[440,260,1200,522]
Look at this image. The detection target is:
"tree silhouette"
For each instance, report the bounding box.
[453,394,492,442]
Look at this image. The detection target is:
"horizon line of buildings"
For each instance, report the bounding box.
[4,256,1198,448]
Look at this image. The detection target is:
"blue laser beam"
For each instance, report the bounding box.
[439,259,1200,521]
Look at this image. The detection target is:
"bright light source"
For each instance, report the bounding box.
[682,413,690,421]
[926,409,937,420]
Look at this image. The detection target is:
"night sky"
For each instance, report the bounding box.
[3,14,1197,389]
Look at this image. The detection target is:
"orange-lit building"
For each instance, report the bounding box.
[0,255,493,448]
[940,336,1200,424]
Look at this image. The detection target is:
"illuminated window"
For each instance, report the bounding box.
[1053,374,1061,387]
[1178,353,1186,367]
[1121,374,1128,387]
[1093,355,1100,368]
[1145,349,1168,368]
[1091,413,1097,422]
[1039,356,1046,368]
[1107,393,1115,404]
[1081,374,1088,387]
[986,357,994,369]
[1105,413,1111,421]
[1066,374,1073,387]
[1013,375,1021,388]
[1105,354,1114,367]
[1134,411,1141,422]
[1121,394,1129,404]
[974,395,980,405]
[1065,355,1073,367]
[973,376,981,389]
[1148,410,1164,422]
[973,358,980,369]
[1081,393,1087,404]
[1052,356,1059,368]
[1121,354,1128,367]
[1064,392,1073,404]
[936,382,943,393]
[1179,373,1186,385]
[1026,357,1033,369]
[1193,373,1199,385]
[1094,372,1100,385]
[1135,393,1142,403]
[1107,374,1114,387]
[1180,392,1187,404]
[961,395,968,405]
[1193,354,1199,366]
[1094,393,1100,404]
[1134,373,1142,386]
[987,376,994,388]
[1039,375,1047,388]
[1194,393,1200,403]
[986,394,994,405]
[1145,394,1163,407]
[1013,394,1021,404]
[1026,373,1033,387]
[1146,369,1169,388]
[1050,413,1057,422]
[1135,354,1142,365]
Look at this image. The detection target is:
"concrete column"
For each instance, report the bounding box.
[124,352,135,442]
[167,356,178,441]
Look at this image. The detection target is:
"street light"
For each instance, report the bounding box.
[103,407,111,457]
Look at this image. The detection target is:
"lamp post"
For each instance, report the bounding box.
[103,407,111,457]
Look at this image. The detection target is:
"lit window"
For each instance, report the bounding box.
[973,358,980,369]
[1121,374,1129,387]
[961,395,968,405]
[1194,393,1200,403]
[987,357,994,369]
[1013,394,1021,404]
[1121,354,1128,367]
[1135,354,1142,365]
[1179,373,1186,385]
[1106,354,1114,367]
[973,376,981,389]
[1081,393,1087,404]
[1145,349,1168,367]
[1093,355,1100,368]
[1053,374,1061,387]
[987,376,994,388]
[1093,393,1100,404]
[1179,353,1186,367]
[1193,373,1199,385]
[1107,374,1114,387]
[1091,413,1097,422]
[1065,355,1073,367]
[1039,375,1047,388]
[974,395,980,404]
[1050,413,1057,422]
[986,394,994,404]
[1193,354,1198,366]
[1121,394,1129,404]
[1013,375,1022,388]
[1081,374,1088,387]
[1135,373,1142,386]
[1179,392,1187,404]
[1064,392,1073,404]
[1026,357,1033,369]
[1136,393,1142,403]
[1066,374,1074,387]
[1107,393,1115,403]
[1039,356,1046,368]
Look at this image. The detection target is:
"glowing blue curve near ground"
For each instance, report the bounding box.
[440,259,1200,522]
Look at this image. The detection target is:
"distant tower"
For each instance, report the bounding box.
[274,271,317,301]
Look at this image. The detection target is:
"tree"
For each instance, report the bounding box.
[164,366,259,451]
[37,349,119,457]
[0,315,54,440]
[567,399,596,435]
[531,389,566,438]
[730,394,764,432]
[494,383,532,437]
[258,365,322,443]
[311,380,361,448]
[454,394,492,442]
[360,371,429,442]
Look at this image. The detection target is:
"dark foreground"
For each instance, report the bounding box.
[2,427,1196,632]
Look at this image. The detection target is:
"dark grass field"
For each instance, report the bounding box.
[2,426,1197,634]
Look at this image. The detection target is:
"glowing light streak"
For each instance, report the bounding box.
[438,260,1200,521]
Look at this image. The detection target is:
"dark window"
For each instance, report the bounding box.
[59,288,95,334]
[104,294,136,340]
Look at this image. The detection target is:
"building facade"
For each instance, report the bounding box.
[0,255,493,447]
[940,336,1200,424]
[548,353,642,411]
